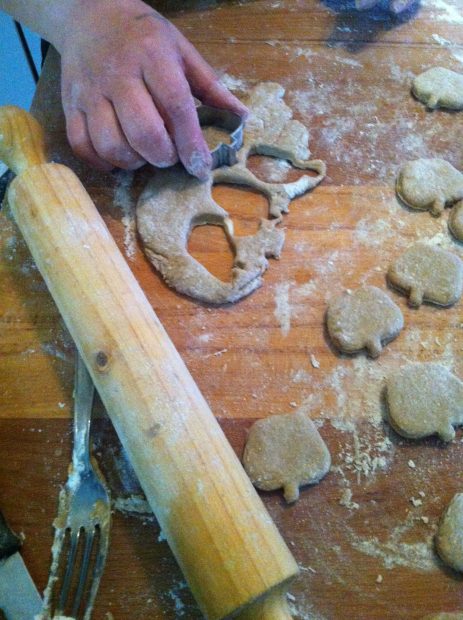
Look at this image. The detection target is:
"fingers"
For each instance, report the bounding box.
[180,39,248,118]
[112,81,178,168]
[144,61,212,180]
[65,109,114,172]
[86,98,146,169]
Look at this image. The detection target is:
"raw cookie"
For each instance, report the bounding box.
[449,200,463,242]
[386,363,463,441]
[396,159,463,216]
[436,493,463,572]
[387,243,463,307]
[412,67,463,110]
[326,286,404,358]
[242,410,331,503]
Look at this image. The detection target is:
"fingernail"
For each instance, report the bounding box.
[186,149,212,180]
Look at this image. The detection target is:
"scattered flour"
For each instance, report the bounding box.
[350,512,438,571]
[113,170,137,260]
[219,72,249,92]
[422,0,463,24]
[274,281,292,336]
[114,495,153,515]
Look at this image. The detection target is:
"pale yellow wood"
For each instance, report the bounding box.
[235,589,293,620]
[0,106,47,174]
[0,107,298,619]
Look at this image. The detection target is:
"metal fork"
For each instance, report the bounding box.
[42,354,111,620]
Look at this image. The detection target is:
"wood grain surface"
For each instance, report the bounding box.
[1,1,463,618]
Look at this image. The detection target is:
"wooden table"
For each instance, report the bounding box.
[1,1,463,617]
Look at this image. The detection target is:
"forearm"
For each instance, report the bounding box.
[0,1,91,50]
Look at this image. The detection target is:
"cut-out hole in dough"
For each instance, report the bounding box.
[246,154,318,185]
[211,183,269,236]
[187,223,234,284]
[201,124,232,150]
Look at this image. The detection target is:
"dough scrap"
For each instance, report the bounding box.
[136,82,326,304]
[242,410,331,503]
[449,200,463,243]
[326,286,404,358]
[436,493,463,572]
[388,242,463,307]
[386,363,463,442]
[396,159,463,216]
[137,166,284,304]
[412,67,463,110]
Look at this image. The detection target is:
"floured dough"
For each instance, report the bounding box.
[412,67,463,110]
[137,166,284,304]
[449,200,463,242]
[436,493,463,572]
[386,363,463,442]
[396,159,463,216]
[136,82,326,304]
[242,410,331,503]
[388,243,463,307]
[326,286,404,358]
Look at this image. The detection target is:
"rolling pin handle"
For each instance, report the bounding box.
[0,106,47,175]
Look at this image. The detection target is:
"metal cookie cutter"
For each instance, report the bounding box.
[196,105,244,169]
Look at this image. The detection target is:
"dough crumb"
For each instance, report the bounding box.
[339,488,360,510]
[411,497,423,507]
[376,574,383,584]
[421,516,430,525]
[408,459,416,469]
[310,354,320,368]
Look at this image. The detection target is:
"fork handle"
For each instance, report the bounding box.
[72,354,95,472]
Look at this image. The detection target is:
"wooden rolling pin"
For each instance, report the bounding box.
[0,106,298,619]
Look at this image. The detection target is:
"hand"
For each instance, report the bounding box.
[56,0,247,178]
[355,0,417,13]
